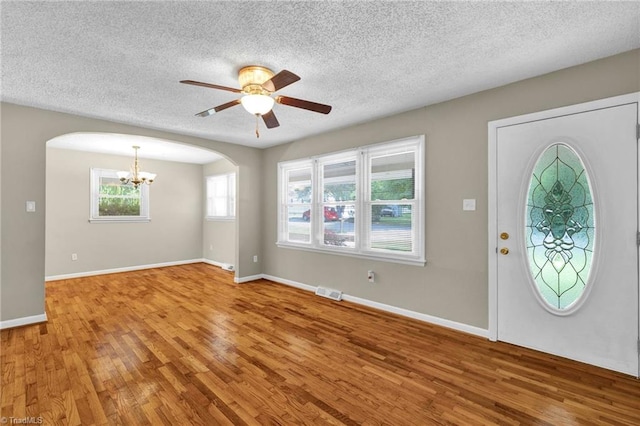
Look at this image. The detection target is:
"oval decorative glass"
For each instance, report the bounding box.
[525,143,595,312]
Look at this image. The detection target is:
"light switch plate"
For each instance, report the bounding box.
[26,201,36,212]
[462,199,476,211]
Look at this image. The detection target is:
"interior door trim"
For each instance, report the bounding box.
[487,92,640,342]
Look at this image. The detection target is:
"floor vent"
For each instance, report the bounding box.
[315,286,343,301]
[221,264,234,272]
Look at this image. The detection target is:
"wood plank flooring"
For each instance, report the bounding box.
[1,263,639,425]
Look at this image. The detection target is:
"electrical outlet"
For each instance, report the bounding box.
[253,255,258,263]
[367,270,375,283]
[71,253,78,261]
[209,244,213,251]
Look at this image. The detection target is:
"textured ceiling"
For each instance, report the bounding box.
[2,1,639,149]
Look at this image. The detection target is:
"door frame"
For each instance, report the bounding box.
[488,92,640,343]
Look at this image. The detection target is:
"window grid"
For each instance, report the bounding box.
[278,136,425,265]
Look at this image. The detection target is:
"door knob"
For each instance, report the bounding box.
[500,232,509,240]
[500,247,509,255]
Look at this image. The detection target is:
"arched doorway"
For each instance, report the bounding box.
[45,132,238,279]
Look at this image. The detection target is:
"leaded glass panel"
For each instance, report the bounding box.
[526,144,595,311]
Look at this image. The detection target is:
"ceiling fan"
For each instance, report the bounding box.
[181,66,332,137]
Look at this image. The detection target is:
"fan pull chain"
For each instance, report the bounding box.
[255,114,260,138]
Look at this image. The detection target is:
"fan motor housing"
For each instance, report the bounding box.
[239,66,274,95]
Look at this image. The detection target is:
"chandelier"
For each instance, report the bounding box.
[117,146,156,188]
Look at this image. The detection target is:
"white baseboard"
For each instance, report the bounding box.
[204,259,234,271]
[261,274,316,292]
[202,258,225,268]
[0,313,48,330]
[235,274,264,284]
[261,274,489,338]
[201,258,230,268]
[342,294,489,338]
[45,258,204,281]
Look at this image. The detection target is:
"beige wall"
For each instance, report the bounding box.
[262,49,640,329]
[203,159,237,266]
[1,49,638,327]
[0,104,3,318]
[45,148,203,277]
[0,106,262,323]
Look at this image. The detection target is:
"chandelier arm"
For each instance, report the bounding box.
[119,146,156,187]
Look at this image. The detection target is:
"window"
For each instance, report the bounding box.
[206,173,236,220]
[526,143,595,311]
[90,168,150,222]
[278,136,425,265]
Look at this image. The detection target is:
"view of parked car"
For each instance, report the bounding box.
[302,206,339,222]
[380,205,401,217]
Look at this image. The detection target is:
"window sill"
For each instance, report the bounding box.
[205,217,236,222]
[276,241,426,266]
[89,217,151,223]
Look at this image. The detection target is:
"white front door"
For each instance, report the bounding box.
[489,94,639,376]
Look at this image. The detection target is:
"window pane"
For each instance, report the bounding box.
[370,204,412,252]
[100,176,138,197]
[287,168,312,203]
[99,197,141,216]
[285,167,312,243]
[287,205,311,242]
[371,152,415,201]
[209,198,228,217]
[228,174,236,217]
[322,203,355,248]
[207,173,236,218]
[98,178,141,216]
[323,161,356,202]
[212,178,227,197]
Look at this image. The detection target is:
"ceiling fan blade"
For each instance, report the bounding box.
[195,99,241,117]
[262,110,280,129]
[276,96,332,114]
[261,70,300,92]
[180,80,242,94]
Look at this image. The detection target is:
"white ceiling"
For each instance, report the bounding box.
[2,2,639,149]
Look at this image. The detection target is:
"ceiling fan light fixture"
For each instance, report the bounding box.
[181,65,331,135]
[241,94,275,115]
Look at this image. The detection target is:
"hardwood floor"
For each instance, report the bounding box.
[1,263,639,425]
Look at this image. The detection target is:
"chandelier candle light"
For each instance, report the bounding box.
[117,146,156,188]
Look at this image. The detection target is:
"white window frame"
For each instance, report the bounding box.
[205,172,236,221]
[90,168,150,223]
[277,136,425,265]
